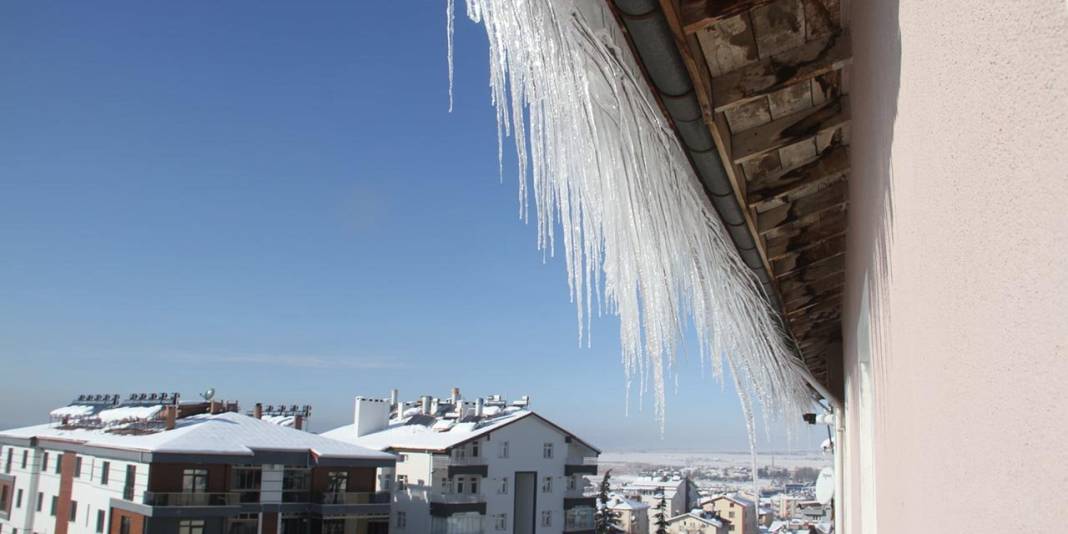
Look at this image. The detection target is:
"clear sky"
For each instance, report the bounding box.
[0,1,824,451]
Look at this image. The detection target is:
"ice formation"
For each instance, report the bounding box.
[448,0,814,437]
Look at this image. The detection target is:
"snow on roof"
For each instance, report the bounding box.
[0,411,393,461]
[666,511,723,527]
[322,410,532,452]
[49,405,95,418]
[607,495,649,511]
[97,405,162,424]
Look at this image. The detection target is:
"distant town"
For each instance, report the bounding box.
[0,389,830,534]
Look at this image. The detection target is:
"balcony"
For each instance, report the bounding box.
[564,456,598,476]
[143,492,240,507]
[429,492,485,504]
[317,492,391,505]
[428,492,487,518]
[432,454,488,477]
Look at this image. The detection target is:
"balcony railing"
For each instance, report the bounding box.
[565,456,598,465]
[428,492,485,504]
[564,519,595,531]
[317,491,391,505]
[143,492,240,507]
[432,455,487,468]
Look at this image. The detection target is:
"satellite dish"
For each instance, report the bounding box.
[201,388,216,401]
[815,467,834,504]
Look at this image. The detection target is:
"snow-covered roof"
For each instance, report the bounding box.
[0,411,393,461]
[666,510,723,527]
[323,409,533,452]
[607,495,649,511]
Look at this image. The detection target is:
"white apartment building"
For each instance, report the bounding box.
[321,390,600,534]
[0,393,395,534]
[619,477,699,532]
[605,495,649,534]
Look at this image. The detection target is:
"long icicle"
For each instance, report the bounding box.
[447,0,813,438]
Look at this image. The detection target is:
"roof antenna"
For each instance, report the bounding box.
[200,387,216,401]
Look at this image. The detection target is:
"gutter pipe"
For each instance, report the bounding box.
[608,1,845,532]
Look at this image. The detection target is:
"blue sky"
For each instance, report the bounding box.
[0,1,823,451]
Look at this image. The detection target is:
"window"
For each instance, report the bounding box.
[1,485,7,509]
[120,516,132,534]
[326,471,348,493]
[471,442,479,457]
[74,456,83,478]
[36,492,43,512]
[455,477,465,494]
[51,495,58,516]
[101,462,110,485]
[182,468,208,492]
[54,454,62,474]
[21,450,28,469]
[498,477,508,495]
[395,511,406,529]
[397,454,407,463]
[493,514,507,531]
[729,525,735,532]
[542,476,552,493]
[42,452,49,472]
[69,500,78,522]
[470,477,478,495]
[498,441,509,459]
[178,520,205,534]
[96,510,106,533]
[17,489,23,508]
[123,465,136,500]
[567,475,577,490]
[453,447,465,460]
[5,448,11,473]
[543,443,553,459]
[541,511,552,527]
[396,475,408,491]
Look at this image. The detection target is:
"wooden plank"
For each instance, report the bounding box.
[694,13,760,77]
[778,253,845,287]
[749,143,849,204]
[757,178,847,233]
[803,0,842,39]
[732,96,850,164]
[682,0,777,34]
[750,0,807,58]
[771,234,846,276]
[782,278,843,311]
[711,31,851,111]
[764,206,847,259]
[785,290,842,316]
[724,97,772,133]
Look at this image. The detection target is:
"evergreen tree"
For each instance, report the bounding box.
[654,486,670,534]
[594,469,621,533]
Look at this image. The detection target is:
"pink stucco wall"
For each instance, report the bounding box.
[843,0,1068,532]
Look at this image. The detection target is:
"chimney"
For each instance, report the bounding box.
[354,397,390,437]
[294,414,304,431]
[430,397,440,415]
[254,403,263,419]
[389,389,399,412]
[450,387,460,404]
[475,397,484,418]
[421,396,432,415]
[164,406,176,430]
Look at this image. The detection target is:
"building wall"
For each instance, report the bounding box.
[843,1,1068,532]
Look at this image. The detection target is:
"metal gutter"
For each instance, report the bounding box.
[608,0,782,308]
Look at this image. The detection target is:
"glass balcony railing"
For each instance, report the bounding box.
[143,492,240,507]
[565,456,598,466]
[432,455,487,468]
[317,491,391,505]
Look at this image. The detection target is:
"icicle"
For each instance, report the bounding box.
[446,0,455,112]
[449,0,814,439]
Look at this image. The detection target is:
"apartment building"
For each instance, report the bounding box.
[700,494,757,534]
[0,393,395,534]
[662,510,727,534]
[619,477,699,532]
[605,495,648,534]
[322,390,600,534]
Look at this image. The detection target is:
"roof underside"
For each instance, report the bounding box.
[613,0,851,394]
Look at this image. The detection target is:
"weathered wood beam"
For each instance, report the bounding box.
[764,206,847,259]
[732,96,851,164]
[712,31,852,111]
[785,290,842,315]
[681,0,777,34]
[748,143,850,207]
[782,278,844,311]
[778,253,845,287]
[771,234,846,276]
[756,179,847,233]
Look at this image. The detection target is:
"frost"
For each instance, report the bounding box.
[448,0,814,440]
